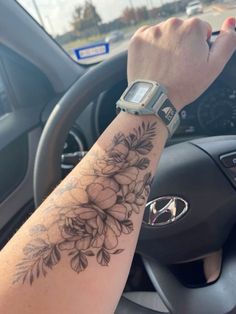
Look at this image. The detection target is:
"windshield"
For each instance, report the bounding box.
[17,0,236,64]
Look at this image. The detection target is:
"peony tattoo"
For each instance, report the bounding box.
[13,121,156,285]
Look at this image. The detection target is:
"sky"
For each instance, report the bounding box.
[17,0,163,36]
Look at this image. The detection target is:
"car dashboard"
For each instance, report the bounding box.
[96,81,236,137]
[64,63,236,169]
[175,83,236,137]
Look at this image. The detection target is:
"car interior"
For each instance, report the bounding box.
[1,1,236,313]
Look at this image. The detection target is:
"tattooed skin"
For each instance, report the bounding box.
[13,121,156,285]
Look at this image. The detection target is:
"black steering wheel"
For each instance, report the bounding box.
[34,51,236,314]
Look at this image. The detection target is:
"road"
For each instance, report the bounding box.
[79,6,236,64]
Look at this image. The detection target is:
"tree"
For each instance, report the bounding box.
[83,0,101,25]
[121,7,137,24]
[72,1,102,36]
[148,7,159,19]
[136,6,149,21]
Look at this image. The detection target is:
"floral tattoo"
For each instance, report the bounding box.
[13,121,156,285]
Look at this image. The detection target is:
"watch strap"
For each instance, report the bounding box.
[153,94,180,136]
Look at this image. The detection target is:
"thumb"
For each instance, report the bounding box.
[209,17,236,73]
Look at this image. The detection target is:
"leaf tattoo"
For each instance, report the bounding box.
[13,121,156,285]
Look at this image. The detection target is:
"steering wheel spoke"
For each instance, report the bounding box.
[143,234,236,314]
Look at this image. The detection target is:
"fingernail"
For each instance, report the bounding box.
[228,17,235,27]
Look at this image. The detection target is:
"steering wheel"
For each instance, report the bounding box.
[34,51,236,314]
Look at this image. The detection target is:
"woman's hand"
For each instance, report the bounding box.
[128,17,236,111]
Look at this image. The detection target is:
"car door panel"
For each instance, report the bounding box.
[0,128,41,236]
[0,44,58,242]
[0,0,86,247]
[0,134,28,203]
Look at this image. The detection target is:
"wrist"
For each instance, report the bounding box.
[165,89,183,113]
[118,111,169,139]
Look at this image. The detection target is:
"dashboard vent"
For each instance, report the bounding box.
[61,129,86,171]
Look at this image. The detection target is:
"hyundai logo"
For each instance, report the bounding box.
[143,196,189,226]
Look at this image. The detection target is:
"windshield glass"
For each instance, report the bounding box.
[17,0,236,64]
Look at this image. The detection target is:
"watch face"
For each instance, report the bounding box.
[124,82,153,104]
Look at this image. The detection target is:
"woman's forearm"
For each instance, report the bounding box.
[0,112,168,314]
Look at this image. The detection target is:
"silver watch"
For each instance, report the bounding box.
[116,80,180,137]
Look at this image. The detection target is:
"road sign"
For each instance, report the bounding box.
[74,42,109,60]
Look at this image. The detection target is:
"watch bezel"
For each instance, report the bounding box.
[122,81,157,106]
[118,80,165,115]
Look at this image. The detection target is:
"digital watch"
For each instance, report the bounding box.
[116,80,180,137]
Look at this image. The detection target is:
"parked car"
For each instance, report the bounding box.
[105,30,124,43]
[186,1,204,16]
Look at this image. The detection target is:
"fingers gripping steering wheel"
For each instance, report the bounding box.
[34,51,236,314]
